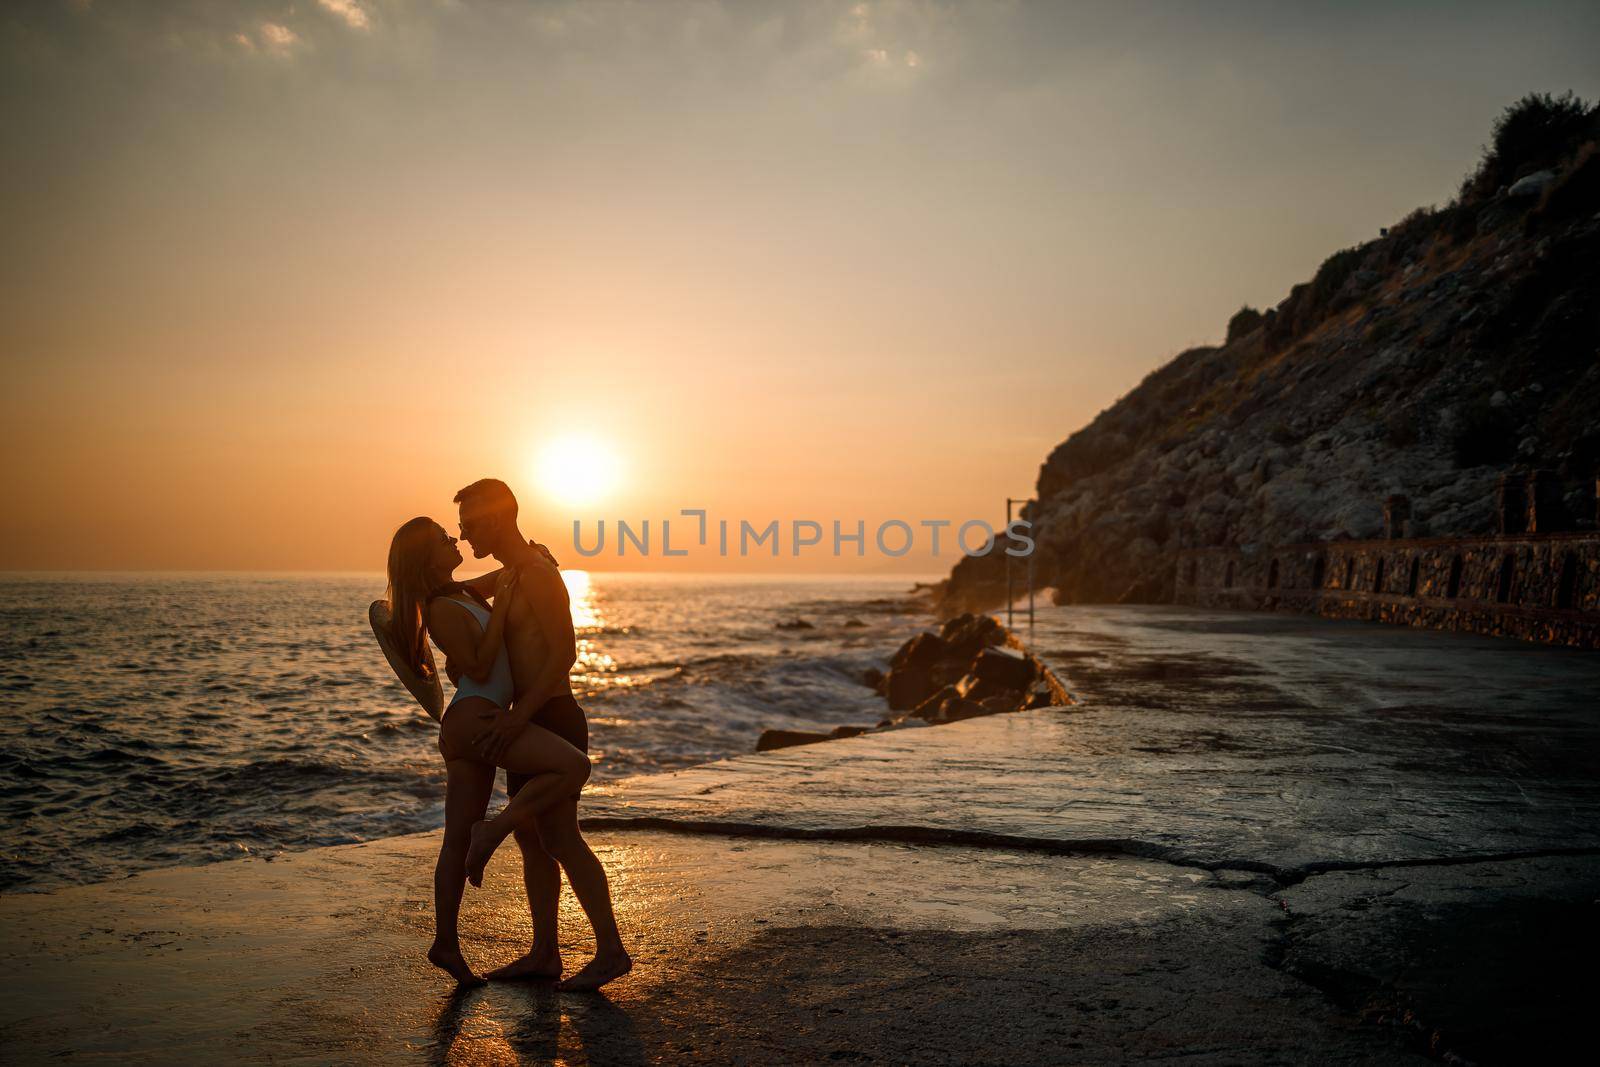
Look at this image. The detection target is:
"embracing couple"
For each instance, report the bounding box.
[377,478,630,991]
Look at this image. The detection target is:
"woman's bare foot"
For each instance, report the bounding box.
[464,820,499,888]
[486,948,563,981]
[556,950,632,992]
[428,940,487,987]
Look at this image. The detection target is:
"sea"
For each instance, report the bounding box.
[0,572,931,892]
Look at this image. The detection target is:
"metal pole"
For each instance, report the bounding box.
[1027,543,1035,634]
[1005,497,1014,629]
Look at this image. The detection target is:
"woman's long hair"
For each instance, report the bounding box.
[385,516,441,679]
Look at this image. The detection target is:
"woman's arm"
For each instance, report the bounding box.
[461,543,558,598]
[472,572,519,677]
[461,567,502,598]
[427,573,519,683]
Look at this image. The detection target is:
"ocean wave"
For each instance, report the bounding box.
[0,572,927,891]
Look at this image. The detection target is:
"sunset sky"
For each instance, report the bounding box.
[3,0,1597,572]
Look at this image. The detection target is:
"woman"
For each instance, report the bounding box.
[384,516,591,986]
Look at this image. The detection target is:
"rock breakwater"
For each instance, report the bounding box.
[755,613,1072,752]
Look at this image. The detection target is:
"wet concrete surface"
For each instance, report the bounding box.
[0,830,1421,1064]
[1274,854,1600,1063]
[585,607,1600,874]
[4,605,1597,1063]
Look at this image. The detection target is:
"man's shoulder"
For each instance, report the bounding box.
[519,554,561,580]
[511,552,564,599]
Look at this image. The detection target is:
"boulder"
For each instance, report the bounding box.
[890,631,947,671]
[885,664,938,711]
[937,613,1008,663]
[978,693,1023,715]
[930,658,970,688]
[756,729,831,752]
[829,725,869,739]
[775,618,814,630]
[861,667,885,692]
[938,697,991,723]
[956,646,1035,701]
[1023,682,1058,709]
[1507,169,1556,198]
[877,716,931,732]
[910,685,960,721]
[937,614,972,641]
[953,673,986,701]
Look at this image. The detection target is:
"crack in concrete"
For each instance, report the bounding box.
[1281,846,1600,887]
[581,814,1600,889]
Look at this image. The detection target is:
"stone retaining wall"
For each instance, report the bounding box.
[1175,533,1600,648]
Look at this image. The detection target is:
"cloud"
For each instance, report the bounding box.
[258,21,299,51]
[315,0,370,31]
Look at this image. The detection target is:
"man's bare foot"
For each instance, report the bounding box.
[487,949,563,981]
[428,941,486,987]
[465,820,498,888]
[557,950,632,992]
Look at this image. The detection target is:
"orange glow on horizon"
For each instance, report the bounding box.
[5,4,1592,572]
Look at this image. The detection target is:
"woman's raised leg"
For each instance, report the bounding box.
[429,757,496,985]
[441,702,591,888]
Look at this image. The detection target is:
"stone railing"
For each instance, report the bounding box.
[1174,532,1600,648]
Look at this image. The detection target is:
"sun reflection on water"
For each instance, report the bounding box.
[561,570,650,695]
[561,569,601,631]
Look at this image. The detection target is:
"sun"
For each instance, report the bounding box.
[535,434,623,507]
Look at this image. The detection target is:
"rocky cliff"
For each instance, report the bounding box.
[940,94,1600,612]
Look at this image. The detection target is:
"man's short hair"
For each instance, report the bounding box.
[453,478,518,520]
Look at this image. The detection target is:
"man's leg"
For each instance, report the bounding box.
[534,796,631,991]
[485,769,564,980]
[522,693,629,991]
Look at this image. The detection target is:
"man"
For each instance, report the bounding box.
[452,477,631,992]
